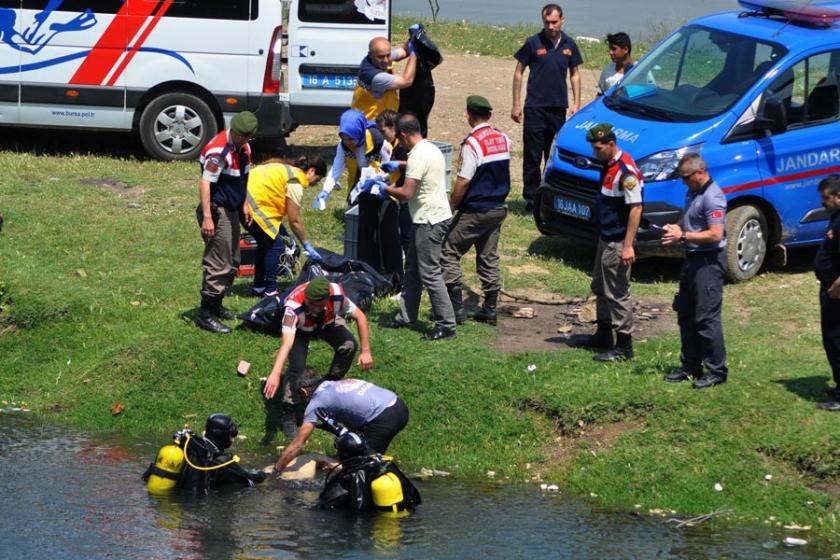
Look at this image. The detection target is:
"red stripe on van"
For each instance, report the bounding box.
[106,0,175,87]
[722,164,840,195]
[69,1,160,85]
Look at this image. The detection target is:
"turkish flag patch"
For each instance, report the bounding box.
[536,48,547,55]
[709,210,724,219]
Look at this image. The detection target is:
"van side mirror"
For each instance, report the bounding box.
[725,95,788,142]
[756,96,788,134]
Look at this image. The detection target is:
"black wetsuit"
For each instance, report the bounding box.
[179,437,266,495]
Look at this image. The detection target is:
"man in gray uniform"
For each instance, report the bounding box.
[273,369,409,472]
[662,153,728,389]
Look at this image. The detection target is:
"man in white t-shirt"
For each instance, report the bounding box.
[377,114,456,341]
[598,32,634,95]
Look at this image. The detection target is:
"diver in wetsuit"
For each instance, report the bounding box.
[144,413,267,496]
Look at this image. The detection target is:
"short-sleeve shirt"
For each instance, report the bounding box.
[598,62,632,94]
[514,31,583,108]
[405,138,452,225]
[302,379,398,428]
[368,50,400,97]
[683,179,727,252]
[814,210,840,286]
[281,282,357,334]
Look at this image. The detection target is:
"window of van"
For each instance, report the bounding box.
[298,0,386,25]
[763,51,840,128]
[606,26,786,123]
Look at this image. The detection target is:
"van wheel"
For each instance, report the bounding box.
[139,93,217,161]
[725,204,768,283]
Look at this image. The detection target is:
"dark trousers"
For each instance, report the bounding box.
[196,205,240,301]
[440,207,507,293]
[357,194,404,286]
[246,222,285,293]
[361,398,409,453]
[280,322,357,406]
[398,219,456,330]
[675,250,728,377]
[820,289,840,387]
[522,106,566,201]
[399,202,412,261]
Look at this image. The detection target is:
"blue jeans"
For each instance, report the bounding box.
[247,223,286,293]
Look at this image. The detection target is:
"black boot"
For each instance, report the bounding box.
[196,298,231,334]
[473,291,498,326]
[576,321,614,349]
[215,299,236,321]
[447,284,467,325]
[594,332,633,362]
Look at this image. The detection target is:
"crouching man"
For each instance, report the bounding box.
[273,368,409,473]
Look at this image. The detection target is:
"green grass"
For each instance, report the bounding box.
[1,148,840,538]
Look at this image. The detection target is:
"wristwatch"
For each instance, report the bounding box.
[680,232,687,243]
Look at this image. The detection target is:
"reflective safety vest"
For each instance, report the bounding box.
[351,55,399,120]
[345,128,387,189]
[283,281,348,334]
[246,164,310,240]
[199,130,252,210]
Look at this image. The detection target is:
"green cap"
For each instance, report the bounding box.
[466,95,493,112]
[304,277,330,301]
[585,122,615,143]
[230,111,258,137]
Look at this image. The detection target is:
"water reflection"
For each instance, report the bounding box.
[0,413,832,559]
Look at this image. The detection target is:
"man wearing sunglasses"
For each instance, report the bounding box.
[195,111,258,334]
[661,153,729,390]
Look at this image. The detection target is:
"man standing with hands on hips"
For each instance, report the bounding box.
[195,111,258,334]
[662,153,729,390]
[511,3,582,212]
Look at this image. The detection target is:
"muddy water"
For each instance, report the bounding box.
[0,412,833,559]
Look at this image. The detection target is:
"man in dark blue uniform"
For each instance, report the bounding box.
[511,3,582,211]
[662,153,728,389]
[814,176,840,410]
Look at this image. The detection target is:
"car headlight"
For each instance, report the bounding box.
[548,130,560,167]
[637,144,703,182]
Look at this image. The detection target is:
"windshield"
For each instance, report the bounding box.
[606,26,787,122]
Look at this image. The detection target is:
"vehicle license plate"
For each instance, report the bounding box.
[553,196,592,220]
[301,74,357,90]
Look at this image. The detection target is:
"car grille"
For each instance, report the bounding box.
[544,168,601,200]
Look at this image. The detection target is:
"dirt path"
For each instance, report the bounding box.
[287,55,677,353]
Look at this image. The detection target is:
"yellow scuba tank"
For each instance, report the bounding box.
[370,472,405,512]
[145,437,187,494]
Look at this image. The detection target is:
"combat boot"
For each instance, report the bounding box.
[576,321,614,350]
[447,283,467,325]
[473,291,498,326]
[215,299,237,321]
[196,298,231,334]
[594,332,633,362]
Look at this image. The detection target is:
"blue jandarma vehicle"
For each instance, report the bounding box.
[535,0,840,281]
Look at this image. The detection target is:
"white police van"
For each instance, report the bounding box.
[535,0,840,281]
[0,0,388,160]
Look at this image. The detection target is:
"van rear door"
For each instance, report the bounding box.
[0,0,21,124]
[287,0,388,126]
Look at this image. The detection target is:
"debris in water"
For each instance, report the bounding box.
[783,537,808,547]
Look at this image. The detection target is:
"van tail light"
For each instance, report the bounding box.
[263,25,283,94]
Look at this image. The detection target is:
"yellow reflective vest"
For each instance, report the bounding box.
[246,164,310,239]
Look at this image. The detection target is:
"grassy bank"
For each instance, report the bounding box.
[1,21,839,541]
[1,148,839,537]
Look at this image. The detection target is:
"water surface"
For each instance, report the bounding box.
[0,412,833,559]
[394,0,740,41]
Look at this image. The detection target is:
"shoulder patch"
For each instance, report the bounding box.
[204,155,222,174]
[562,48,572,56]
[621,174,639,191]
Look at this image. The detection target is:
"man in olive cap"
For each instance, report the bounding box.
[263,276,374,437]
[441,95,511,326]
[578,122,643,361]
[195,111,259,334]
